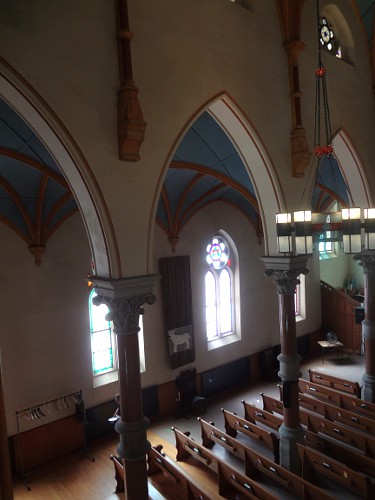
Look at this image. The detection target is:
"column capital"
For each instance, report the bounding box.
[354,250,375,274]
[91,274,159,335]
[261,255,309,294]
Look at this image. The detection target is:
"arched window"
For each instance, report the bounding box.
[88,289,146,383]
[205,236,234,340]
[319,16,341,58]
[89,289,116,376]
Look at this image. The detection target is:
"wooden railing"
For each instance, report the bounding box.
[320,281,362,350]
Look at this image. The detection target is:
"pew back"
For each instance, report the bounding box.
[173,427,278,499]
[308,369,361,398]
[221,409,279,462]
[298,378,375,419]
[241,400,282,431]
[298,444,374,498]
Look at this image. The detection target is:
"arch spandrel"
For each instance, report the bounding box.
[0,60,120,278]
[149,93,286,261]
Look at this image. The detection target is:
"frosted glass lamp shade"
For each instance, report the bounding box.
[276,213,292,253]
[342,208,361,254]
[294,210,312,254]
[364,208,375,250]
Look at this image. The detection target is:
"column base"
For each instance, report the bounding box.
[362,373,375,403]
[115,416,151,460]
[278,423,305,473]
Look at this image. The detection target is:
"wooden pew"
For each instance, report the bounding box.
[262,391,375,461]
[221,409,279,462]
[298,444,374,499]
[110,455,124,493]
[298,378,375,420]
[304,430,375,481]
[148,444,211,500]
[112,448,215,499]
[261,393,283,416]
[198,419,334,499]
[241,400,283,431]
[298,391,375,435]
[173,426,278,499]
[308,369,361,398]
[263,391,375,436]
[200,417,247,461]
[301,411,375,458]
[217,460,278,499]
[243,441,335,500]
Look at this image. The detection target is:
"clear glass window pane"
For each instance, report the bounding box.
[91,330,111,352]
[89,289,115,375]
[93,349,113,373]
[219,269,232,333]
[205,271,218,339]
[90,302,110,332]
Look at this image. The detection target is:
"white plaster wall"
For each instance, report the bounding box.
[0,199,321,436]
[0,214,92,435]
[0,0,371,437]
[319,251,365,292]
[144,202,322,387]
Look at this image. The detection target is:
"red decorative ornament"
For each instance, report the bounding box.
[314,145,334,157]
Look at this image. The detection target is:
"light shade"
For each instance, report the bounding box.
[294,210,313,254]
[276,213,292,253]
[364,208,375,250]
[342,208,361,254]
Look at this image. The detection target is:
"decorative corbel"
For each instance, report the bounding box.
[276,0,311,177]
[29,245,45,266]
[116,0,146,161]
[168,236,180,253]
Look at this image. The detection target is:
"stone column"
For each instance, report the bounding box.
[261,255,308,472]
[354,251,375,402]
[92,274,159,500]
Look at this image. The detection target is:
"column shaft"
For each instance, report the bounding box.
[0,362,13,500]
[354,252,375,401]
[92,274,158,500]
[262,255,308,472]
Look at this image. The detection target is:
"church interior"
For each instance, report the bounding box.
[1,1,375,498]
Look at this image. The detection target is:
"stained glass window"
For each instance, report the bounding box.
[205,236,234,340]
[89,289,116,375]
[319,17,341,58]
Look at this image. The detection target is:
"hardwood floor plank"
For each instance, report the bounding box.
[12,355,366,499]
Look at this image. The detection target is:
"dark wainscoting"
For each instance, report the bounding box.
[297,333,310,358]
[86,385,159,441]
[201,357,250,397]
[11,415,85,474]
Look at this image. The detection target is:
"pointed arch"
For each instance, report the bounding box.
[0,58,121,278]
[149,93,286,262]
[207,96,285,257]
[332,129,373,207]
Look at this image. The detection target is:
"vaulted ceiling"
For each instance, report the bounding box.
[0,1,373,260]
[0,99,78,265]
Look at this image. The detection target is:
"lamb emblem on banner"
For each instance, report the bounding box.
[168,326,193,354]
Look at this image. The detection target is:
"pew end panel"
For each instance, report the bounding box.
[110,455,124,494]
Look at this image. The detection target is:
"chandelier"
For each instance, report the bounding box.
[276,3,375,256]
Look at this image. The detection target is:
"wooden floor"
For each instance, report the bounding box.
[12,352,366,499]
[12,430,187,500]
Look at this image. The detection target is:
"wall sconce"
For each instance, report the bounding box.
[342,208,361,254]
[276,211,312,255]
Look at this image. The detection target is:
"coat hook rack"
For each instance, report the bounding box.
[15,390,94,490]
